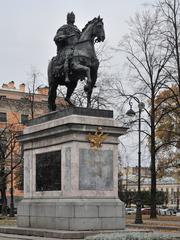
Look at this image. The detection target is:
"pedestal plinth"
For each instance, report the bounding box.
[17,108,127,230]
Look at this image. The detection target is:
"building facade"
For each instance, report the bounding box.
[0,81,64,206]
[120,166,180,209]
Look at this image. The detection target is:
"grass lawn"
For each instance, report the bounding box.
[0,216,16,226]
[127,214,180,222]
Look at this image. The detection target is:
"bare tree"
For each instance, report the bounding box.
[157,0,180,96]
[74,77,113,109]
[0,125,23,215]
[113,8,175,218]
[155,85,180,210]
[27,67,45,119]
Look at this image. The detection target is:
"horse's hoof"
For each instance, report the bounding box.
[48,106,56,112]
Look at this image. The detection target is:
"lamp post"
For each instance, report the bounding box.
[126,98,145,224]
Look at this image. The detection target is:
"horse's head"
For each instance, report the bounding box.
[92,16,105,43]
[81,16,105,43]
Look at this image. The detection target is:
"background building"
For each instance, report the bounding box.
[0,81,65,208]
[120,166,180,209]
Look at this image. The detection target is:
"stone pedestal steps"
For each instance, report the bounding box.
[0,227,152,239]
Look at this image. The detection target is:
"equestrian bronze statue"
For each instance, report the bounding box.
[48,12,105,111]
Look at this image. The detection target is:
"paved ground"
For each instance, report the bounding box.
[0,231,179,240]
[0,233,63,240]
[0,215,179,239]
[126,215,180,239]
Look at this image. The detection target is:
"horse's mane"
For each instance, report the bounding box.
[82,17,102,33]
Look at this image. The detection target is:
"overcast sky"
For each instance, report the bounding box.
[0,0,153,166]
[0,0,152,87]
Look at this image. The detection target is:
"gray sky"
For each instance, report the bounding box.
[0,0,153,166]
[0,0,152,87]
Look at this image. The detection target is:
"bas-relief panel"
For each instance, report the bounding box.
[79,149,113,190]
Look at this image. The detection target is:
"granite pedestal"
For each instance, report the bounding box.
[17,108,127,230]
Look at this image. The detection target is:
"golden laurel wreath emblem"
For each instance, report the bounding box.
[86,127,108,148]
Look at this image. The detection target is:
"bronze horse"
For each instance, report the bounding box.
[48,17,105,111]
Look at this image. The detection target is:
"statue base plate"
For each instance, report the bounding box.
[18,198,125,230]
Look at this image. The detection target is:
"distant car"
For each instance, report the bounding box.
[176,210,180,216]
[158,208,176,215]
[141,208,151,215]
[166,208,176,216]
[158,207,168,215]
[125,208,136,215]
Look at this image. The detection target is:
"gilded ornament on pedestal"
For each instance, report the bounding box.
[86,127,108,148]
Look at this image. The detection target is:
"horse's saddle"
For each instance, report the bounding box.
[51,50,99,78]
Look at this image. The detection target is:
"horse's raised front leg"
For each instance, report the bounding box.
[72,62,91,92]
[48,82,58,111]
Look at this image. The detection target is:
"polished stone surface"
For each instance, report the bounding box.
[36,151,61,191]
[18,198,125,230]
[17,109,127,230]
[79,149,113,190]
[27,107,113,126]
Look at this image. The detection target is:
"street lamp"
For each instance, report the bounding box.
[126,98,145,224]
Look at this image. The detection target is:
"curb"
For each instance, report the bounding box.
[126,224,180,232]
[0,227,84,239]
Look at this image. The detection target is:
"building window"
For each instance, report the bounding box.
[0,112,7,122]
[21,114,29,124]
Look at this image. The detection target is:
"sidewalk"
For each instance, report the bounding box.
[0,227,179,240]
[126,215,180,239]
[0,227,152,239]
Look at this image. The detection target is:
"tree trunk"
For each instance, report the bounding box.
[150,96,157,218]
[1,186,7,216]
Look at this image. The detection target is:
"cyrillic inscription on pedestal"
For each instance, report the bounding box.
[79,149,113,190]
[36,150,61,191]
